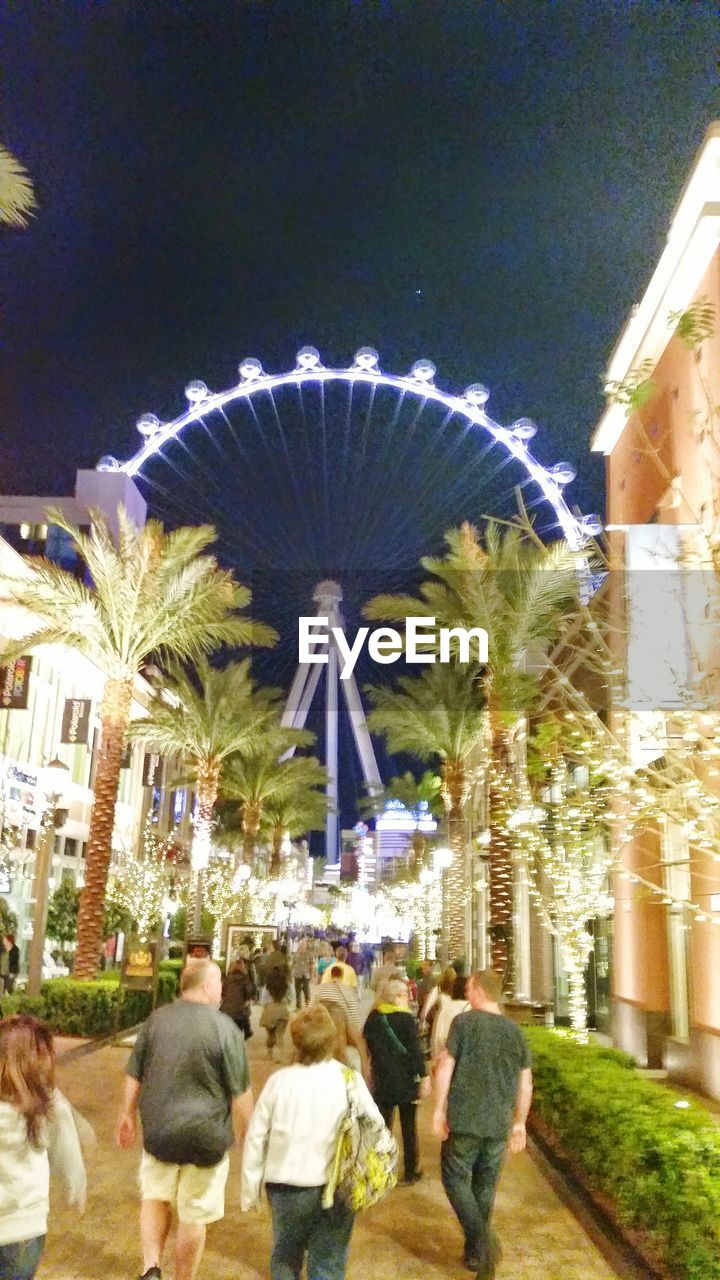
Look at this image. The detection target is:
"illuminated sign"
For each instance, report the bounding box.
[0,658,32,710]
[120,936,158,991]
[61,698,91,745]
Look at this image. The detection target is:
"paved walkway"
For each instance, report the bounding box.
[40,1013,620,1280]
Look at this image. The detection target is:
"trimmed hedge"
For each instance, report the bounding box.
[0,968,180,1037]
[525,1028,720,1280]
[0,993,47,1020]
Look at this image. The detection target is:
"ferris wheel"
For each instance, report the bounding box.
[99,347,601,860]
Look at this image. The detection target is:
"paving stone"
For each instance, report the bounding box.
[40,1018,619,1279]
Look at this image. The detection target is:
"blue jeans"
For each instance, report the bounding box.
[0,1235,46,1280]
[266,1183,354,1280]
[441,1133,506,1268]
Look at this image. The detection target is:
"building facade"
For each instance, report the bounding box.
[592,122,720,1097]
[0,472,192,972]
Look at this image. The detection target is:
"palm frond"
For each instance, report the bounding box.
[0,144,36,228]
[13,504,276,679]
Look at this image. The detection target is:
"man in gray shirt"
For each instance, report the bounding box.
[433,970,533,1279]
[116,959,253,1280]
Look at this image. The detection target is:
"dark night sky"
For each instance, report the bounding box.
[2,1,719,836]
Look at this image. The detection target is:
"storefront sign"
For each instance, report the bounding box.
[0,658,32,710]
[142,752,162,787]
[61,697,91,745]
[120,936,158,991]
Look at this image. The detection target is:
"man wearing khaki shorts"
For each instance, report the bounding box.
[116,959,253,1280]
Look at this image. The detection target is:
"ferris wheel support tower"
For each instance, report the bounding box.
[281,580,382,863]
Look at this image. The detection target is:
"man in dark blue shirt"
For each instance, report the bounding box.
[433,970,533,1279]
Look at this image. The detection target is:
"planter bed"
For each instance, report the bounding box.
[0,967,180,1037]
[525,1028,720,1280]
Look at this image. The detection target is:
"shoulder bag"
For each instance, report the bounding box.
[322,1068,398,1212]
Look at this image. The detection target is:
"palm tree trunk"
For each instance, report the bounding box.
[410,830,426,875]
[269,826,283,877]
[441,758,468,964]
[188,770,219,937]
[74,679,133,980]
[446,808,467,963]
[243,804,261,865]
[488,725,515,986]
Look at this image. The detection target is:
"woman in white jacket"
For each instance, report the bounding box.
[241,1003,385,1280]
[0,1015,86,1280]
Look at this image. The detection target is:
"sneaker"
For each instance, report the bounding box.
[463,1254,481,1272]
[138,1269,162,1280]
[400,1169,423,1185]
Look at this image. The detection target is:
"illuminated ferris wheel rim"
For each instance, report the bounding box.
[101,346,600,548]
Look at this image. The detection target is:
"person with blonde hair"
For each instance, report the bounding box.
[241,1004,385,1280]
[431,972,470,1060]
[0,1015,86,1280]
[323,1003,370,1081]
[420,965,456,1042]
[310,964,362,1031]
[363,978,428,1185]
[315,940,334,980]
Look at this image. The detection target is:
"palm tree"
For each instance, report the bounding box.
[361,770,442,874]
[260,757,328,874]
[0,144,36,228]
[128,658,283,932]
[220,731,316,866]
[5,506,276,977]
[366,518,581,976]
[366,664,486,961]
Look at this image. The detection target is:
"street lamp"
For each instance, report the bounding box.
[233,863,252,890]
[27,758,70,997]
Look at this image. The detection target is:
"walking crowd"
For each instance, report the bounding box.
[0,935,533,1280]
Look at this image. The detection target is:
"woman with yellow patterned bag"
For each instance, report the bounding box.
[241,1005,394,1280]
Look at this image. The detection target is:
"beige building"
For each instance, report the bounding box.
[591,122,720,1097]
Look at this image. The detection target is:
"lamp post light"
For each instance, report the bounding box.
[233,863,252,889]
[434,846,454,967]
[27,758,70,997]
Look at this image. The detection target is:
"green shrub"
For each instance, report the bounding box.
[41,979,118,1036]
[35,965,181,1038]
[525,1028,720,1279]
[0,992,48,1020]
